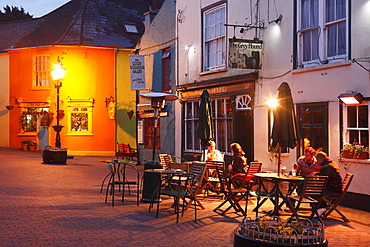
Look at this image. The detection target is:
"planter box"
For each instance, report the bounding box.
[342,151,369,159]
[234,232,328,247]
[42,149,67,164]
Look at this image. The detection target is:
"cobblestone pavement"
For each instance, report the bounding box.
[1,148,369,246]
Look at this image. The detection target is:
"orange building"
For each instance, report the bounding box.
[0,0,163,156]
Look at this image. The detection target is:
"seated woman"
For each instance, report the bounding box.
[228,142,247,175]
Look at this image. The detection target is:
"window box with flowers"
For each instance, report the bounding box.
[341,144,369,159]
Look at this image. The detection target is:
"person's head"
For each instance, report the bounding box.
[207,140,216,151]
[230,142,243,154]
[304,147,316,162]
[316,151,328,166]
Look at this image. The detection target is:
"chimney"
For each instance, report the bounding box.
[144,6,158,26]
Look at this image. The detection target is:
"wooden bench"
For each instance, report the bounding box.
[117,143,138,161]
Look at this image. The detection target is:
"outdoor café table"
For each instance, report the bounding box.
[252,172,304,216]
[145,168,187,208]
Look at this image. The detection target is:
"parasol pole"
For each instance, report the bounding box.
[277,142,281,177]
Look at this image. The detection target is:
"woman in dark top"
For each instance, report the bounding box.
[228,142,247,175]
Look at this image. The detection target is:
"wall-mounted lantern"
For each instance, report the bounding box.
[105,96,116,120]
[338,91,364,105]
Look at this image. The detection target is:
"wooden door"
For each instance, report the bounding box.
[297,102,328,156]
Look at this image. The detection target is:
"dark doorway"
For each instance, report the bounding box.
[234,110,254,163]
[297,102,328,156]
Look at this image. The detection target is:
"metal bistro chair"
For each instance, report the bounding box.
[286,175,328,224]
[155,172,196,223]
[105,162,140,207]
[322,172,354,222]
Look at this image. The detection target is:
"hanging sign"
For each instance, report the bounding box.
[130,55,146,90]
[228,39,263,69]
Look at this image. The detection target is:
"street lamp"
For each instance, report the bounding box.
[51,57,66,148]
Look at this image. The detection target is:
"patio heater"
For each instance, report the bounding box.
[51,57,66,148]
[138,92,178,161]
[139,92,177,202]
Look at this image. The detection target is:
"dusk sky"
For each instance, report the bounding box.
[2,1,70,18]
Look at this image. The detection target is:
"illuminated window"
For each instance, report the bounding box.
[344,104,369,146]
[33,55,50,87]
[66,97,94,136]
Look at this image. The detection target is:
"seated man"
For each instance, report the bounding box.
[314,151,343,216]
[294,147,321,195]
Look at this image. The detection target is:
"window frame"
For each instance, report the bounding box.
[343,103,370,147]
[183,97,233,154]
[33,55,51,88]
[297,0,348,68]
[162,48,172,92]
[202,2,226,72]
[144,118,160,149]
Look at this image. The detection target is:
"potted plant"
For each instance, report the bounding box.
[28,140,38,151]
[21,140,31,151]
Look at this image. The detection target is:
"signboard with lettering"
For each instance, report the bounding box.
[228,39,263,69]
[130,55,146,90]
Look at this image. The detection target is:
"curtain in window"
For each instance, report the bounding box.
[204,5,225,70]
[301,0,319,62]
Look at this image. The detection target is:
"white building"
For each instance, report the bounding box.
[175,0,370,211]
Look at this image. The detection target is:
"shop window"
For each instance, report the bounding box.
[144,118,160,149]
[66,97,94,136]
[297,0,348,68]
[202,2,226,71]
[345,105,369,146]
[184,98,232,153]
[33,55,50,87]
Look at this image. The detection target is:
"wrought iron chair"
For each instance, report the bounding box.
[153,172,196,223]
[213,166,249,216]
[286,175,328,224]
[105,162,140,207]
[322,172,354,222]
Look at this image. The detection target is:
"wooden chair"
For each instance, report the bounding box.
[202,160,225,197]
[286,175,328,224]
[213,166,249,216]
[322,172,354,222]
[159,154,173,169]
[185,162,208,210]
[231,162,262,189]
[105,162,140,207]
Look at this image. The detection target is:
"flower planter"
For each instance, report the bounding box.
[342,151,354,159]
[355,152,369,159]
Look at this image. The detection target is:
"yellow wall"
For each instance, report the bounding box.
[9,46,116,156]
[116,50,137,149]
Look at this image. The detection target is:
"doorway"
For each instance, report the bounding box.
[234,110,254,163]
[297,102,328,156]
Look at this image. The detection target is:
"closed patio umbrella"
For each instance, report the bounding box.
[197,89,214,161]
[271,82,300,176]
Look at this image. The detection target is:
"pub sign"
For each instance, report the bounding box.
[228,39,263,69]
